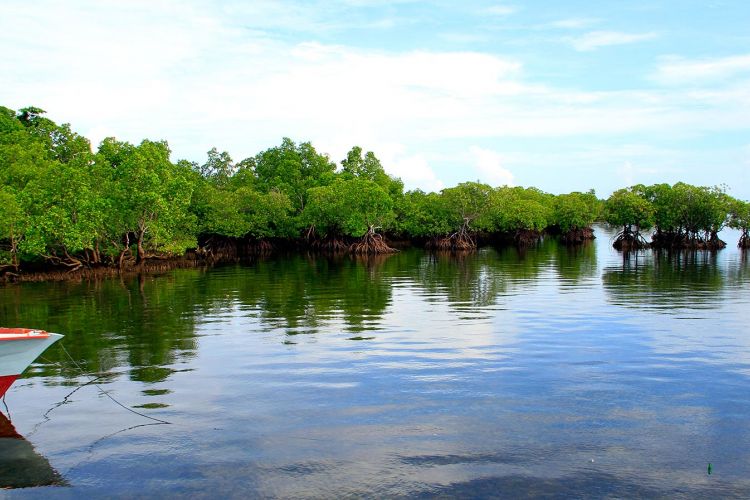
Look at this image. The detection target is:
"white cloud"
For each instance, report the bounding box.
[484,5,517,16]
[653,54,750,85]
[568,31,657,51]
[1,2,749,199]
[388,154,444,193]
[469,146,514,187]
[616,160,661,187]
[547,18,599,29]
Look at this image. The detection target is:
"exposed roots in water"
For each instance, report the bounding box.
[259,240,273,252]
[350,252,396,267]
[309,237,349,252]
[560,227,595,245]
[302,225,347,252]
[349,227,397,254]
[739,231,750,249]
[426,227,476,252]
[704,233,727,250]
[514,229,543,247]
[197,237,274,262]
[428,250,473,263]
[650,230,726,250]
[613,227,650,251]
[1,257,207,283]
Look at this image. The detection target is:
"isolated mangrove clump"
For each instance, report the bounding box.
[605,188,654,251]
[639,183,729,250]
[553,191,598,245]
[728,196,750,249]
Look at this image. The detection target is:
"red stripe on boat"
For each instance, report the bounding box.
[0,375,19,399]
[0,328,50,341]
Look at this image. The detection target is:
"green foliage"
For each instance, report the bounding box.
[489,186,554,233]
[605,188,655,230]
[640,182,733,247]
[728,199,750,231]
[340,146,404,199]
[554,191,598,233]
[254,138,336,213]
[2,104,747,271]
[728,197,750,247]
[0,188,23,267]
[237,188,294,239]
[18,153,105,259]
[396,190,452,237]
[198,184,249,238]
[304,178,394,237]
[199,147,235,187]
[440,182,494,232]
[98,138,197,259]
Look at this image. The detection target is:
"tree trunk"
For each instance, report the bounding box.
[136,230,146,264]
[118,234,130,270]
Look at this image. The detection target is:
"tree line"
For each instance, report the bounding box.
[604,183,750,251]
[1,106,748,275]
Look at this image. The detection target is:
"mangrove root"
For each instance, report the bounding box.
[349,227,397,254]
[651,230,727,250]
[514,229,543,247]
[560,227,595,245]
[426,228,476,251]
[310,237,349,252]
[613,227,650,251]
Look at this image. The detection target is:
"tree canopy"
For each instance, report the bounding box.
[1,105,746,276]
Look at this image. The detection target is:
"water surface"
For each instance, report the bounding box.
[2,225,750,498]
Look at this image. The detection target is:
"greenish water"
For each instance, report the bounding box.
[2,225,750,498]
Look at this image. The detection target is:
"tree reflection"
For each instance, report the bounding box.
[602,250,726,309]
[3,240,729,388]
[0,273,199,383]
[552,239,597,283]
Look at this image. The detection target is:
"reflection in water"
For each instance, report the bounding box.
[602,249,737,311]
[0,225,750,496]
[0,412,66,489]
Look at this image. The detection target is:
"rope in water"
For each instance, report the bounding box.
[57,342,171,425]
[2,393,10,420]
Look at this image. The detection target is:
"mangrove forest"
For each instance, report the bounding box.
[1,106,749,279]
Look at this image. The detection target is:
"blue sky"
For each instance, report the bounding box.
[2,0,749,199]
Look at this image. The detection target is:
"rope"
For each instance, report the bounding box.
[2,393,10,421]
[57,342,171,425]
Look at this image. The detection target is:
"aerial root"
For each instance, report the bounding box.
[560,227,594,245]
[349,227,397,254]
[426,229,475,251]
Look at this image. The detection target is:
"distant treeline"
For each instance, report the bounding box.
[1,106,748,276]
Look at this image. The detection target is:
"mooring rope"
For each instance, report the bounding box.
[2,393,10,421]
[57,342,171,425]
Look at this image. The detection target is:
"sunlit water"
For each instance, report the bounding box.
[2,225,750,498]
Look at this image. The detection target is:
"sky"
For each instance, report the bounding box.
[2,0,749,199]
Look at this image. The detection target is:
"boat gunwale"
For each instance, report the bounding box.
[0,328,51,341]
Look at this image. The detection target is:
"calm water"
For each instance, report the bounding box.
[2,225,750,498]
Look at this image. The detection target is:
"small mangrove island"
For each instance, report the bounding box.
[1,106,749,281]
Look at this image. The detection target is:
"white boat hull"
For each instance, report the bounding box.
[0,333,62,398]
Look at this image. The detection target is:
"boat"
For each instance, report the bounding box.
[0,328,63,399]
